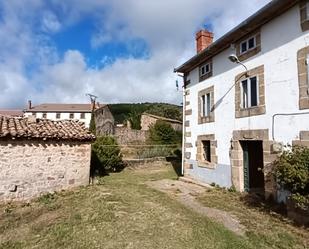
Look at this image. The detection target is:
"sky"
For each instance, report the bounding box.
[0,0,271,108]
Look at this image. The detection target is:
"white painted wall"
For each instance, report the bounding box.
[185,5,309,166]
[24,112,92,127]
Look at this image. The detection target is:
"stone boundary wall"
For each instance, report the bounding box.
[141,114,182,131]
[114,127,149,145]
[0,140,91,202]
[124,157,179,170]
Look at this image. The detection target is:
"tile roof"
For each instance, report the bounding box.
[0,116,95,141]
[26,103,106,113]
[0,109,23,117]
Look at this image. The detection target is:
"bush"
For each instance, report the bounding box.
[91,136,123,175]
[148,120,182,145]
[273,145,309,195]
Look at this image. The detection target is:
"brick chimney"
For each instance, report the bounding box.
[28,100,32,110]
[196,29,214,53]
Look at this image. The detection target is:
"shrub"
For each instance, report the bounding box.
[273,145,309,195]
[91,136,123,174]
[89,112,96,134]
[148,120,182,145]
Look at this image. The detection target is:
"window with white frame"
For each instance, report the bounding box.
[201,93,211,117]
[200,63,210,76]
[241,76,259,109]
[240,36,256,54]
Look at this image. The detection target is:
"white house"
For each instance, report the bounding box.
[175,0,309,199]
[24,101,104,128]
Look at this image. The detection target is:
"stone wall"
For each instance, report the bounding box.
[94,105,115,136]
[0,139,91,202]
[140,114,182,131]
[114,127,149,145]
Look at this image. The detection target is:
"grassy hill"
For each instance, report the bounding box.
[108,103,182,129]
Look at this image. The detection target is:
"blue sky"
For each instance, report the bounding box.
[0,0,270,108]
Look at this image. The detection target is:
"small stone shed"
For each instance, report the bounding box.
[0,116,95,202]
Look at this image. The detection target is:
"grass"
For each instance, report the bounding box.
[0,166,308,249]
[197,187,309,249]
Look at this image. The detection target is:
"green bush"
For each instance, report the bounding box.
[273,145,309,210]
[273,145,309,195]
[91,136,123,174]
[148,120,182,145]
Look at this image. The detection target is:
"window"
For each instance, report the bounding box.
[199,61,212,81]
[80,113,85,119]
[32,112,36,117]
[198,86,215,124]
[69,113,74,119]
[241,76,258,109]
[56,113,61,119]
[297,46,309,109]
[196,134,217,168]
[201,93,211,117]
[240,36,256,54]
[300,1,309,32]
[202,140,211,162]
[200,63,210,76]
[42,112,47,119]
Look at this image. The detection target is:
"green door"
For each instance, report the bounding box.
[242,142,249,192]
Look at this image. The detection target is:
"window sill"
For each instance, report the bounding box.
[197,161,216,169]
[236,105,266,118]
[198,115,215,124]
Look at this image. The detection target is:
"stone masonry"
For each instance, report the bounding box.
[0,140,91,202]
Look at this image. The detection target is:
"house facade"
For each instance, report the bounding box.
[175,0,309,199]
[0,115,95,202]
[24,101,108,128]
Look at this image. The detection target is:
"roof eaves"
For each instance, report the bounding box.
[174,0,299,74]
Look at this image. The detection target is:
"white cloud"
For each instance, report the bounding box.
[0,0,271,108]
[41,11,61,33]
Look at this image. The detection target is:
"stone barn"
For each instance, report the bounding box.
[94,105,115,136]
[140,113,183,132]
[0,116,95,202]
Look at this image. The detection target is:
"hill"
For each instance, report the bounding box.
[108,103,182,129]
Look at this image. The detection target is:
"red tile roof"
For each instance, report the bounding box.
[0,109,23,117]
[26,103,105,113]
[0,116,95,141]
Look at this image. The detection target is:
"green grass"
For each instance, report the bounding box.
[0,166,308,249]
[198,187,309,249]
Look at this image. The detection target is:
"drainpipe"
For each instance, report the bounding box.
[272,111,309,141]
[181,83,186,176]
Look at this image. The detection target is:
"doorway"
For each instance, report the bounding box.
[240,140,265,193]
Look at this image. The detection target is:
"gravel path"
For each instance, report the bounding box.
[147,179,246,236]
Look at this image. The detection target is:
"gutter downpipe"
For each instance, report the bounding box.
[181,83,186,176]
[272,111,309,141]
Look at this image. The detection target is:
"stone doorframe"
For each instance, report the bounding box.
[230,129,278,199]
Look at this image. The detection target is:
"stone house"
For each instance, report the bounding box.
[141,113,182,131]
[0,115,95,202]
[94,105,115,136]
[24,101,106,128]
[174,0,309,199]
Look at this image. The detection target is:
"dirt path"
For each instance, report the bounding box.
[147,179,246,236]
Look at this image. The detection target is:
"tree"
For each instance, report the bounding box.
[89,112,96,134]
[148,120,182,145]
[91,136,123,175]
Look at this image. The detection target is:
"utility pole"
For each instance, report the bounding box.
[86,93,98,111]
